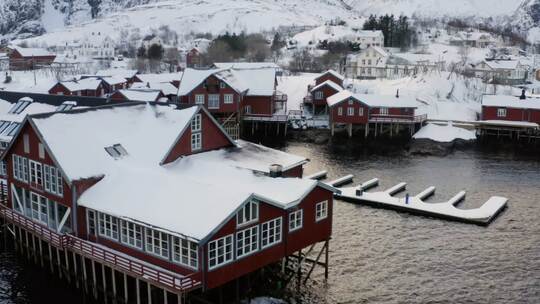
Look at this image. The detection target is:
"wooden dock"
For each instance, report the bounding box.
[333,178,507,226]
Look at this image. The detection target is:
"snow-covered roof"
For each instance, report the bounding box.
[100,76,127,86]
[26,103,325,240]
[178,68,275,97]
[327,90,417,108]
[95,69,138,80]
[485,60,520,70]
[315,70,344,81]
[135,73,183,84]
[131,82,178,96]
[12,46,55,57]
[357,30,384,38]
[413,123,476,143]
[0,98,56,142]
[57,78,102,92]
[213,62,281,70]
[482,95,540,110]
[116,89,162,101]
[476,120,539,129]
[370,46,389,58]
[310,80,343,93]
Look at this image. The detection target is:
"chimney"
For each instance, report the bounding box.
[520,89,526,100]
[269,164,283,178]
[396,89,399,98]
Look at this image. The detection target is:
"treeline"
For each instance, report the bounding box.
[363,14,416,49]
[447,18,528,47]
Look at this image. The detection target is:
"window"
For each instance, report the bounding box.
[236,225,258,258]
[56,102,75,112]
[316,201,328,222]
[120,220,143,249]
[87,209,96,236]
[29,161,43,187]
[145,228,169,258]
[347,107,354,116]
[191,114,201,132]
[4,122,20,137]
[173,237,198,269]
[348,99,353,105]
[208,234,233,269]
[30,192,48,224]
[38,143,45,159]
[208,94,219,109]
[43,165,63,197]
[223,94,234,104]
[0,121,10,134]
[105,144,128,159]
[220,82,226,89]
[380,107,389,115]
[23,134,29,153]
[337,107,343,116]
[261,217,282,249]
[315,91,323,100]
[244,105,252,114]
[12,155,28,183]
[195,94,205,105]
[497,108,507,117]
[191,133,201,151]
[236,200,258,227]
[8,99,31,114]
[358,107,364,116]
[0,160,6,176]
[98,213,118,240]
[289,209,303,232]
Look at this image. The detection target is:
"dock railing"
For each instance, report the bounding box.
[0,204,201,292]
[369,114,427,123]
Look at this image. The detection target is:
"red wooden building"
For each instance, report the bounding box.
[303,70,345,116]
[327,90,425,137]
[0,102,334,301]
[109,88,165,102]
[8,46,56,70]
[314,70,345,87]
[481,94,540,124]
[48,78,105,97]
[186,48,203,68]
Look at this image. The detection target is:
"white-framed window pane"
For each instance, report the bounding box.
[195,94,205,105]
[261,217,282,249]
[120,220,143,249]
[347,107,354,116]
[236,225,258,258]
[191,114,202,132]
[236,200,258,227]
[98,213,118,240]
[316,201,328,221]
[208,234,233,270]
[289,209,303,232]
[337,107,343,116]
[208,94,220,109]
[224,94,234,104]
[145,228,169,259]
[173,237,198,269]
[191,133,201,151]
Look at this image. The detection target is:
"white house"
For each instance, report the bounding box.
[78,32,115,59]
[468,59,528,85]
[356,30,384,49]
[346,46,389,79]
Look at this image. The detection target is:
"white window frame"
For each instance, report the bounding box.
[208,234,233,270]
[358,107,364,116]
[236,225,258,259]
[23,134,30,154]
[244,105,252,114]
[145,228,170,259]
[30,192,48,224]
[98,212,119,240]
[347,107,354,116]
[223,94,234,104]
[191,114,201,132]
[380,107,389,115]
[12,155,29,183]
[289,209,303,232]
[261,217,282,249]
[120,220,143,250]
[497,108,507,117]
[195,94,205,105]
[337,107,343,116]
[236,200,258,227]
[316,201,328,222]
[208,94,220,109]
[314,91,323,100]
[191,132,202,151]
[87,209,96,236]
[38,143,45,159]
[43,164,63,197]
[29,160,43,187]
[172,237,198,269]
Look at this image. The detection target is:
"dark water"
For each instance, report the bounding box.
[1,143,540,303]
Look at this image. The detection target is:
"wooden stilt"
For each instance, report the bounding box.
[82,256,88,294]
[73,251,79,289]
[163,289,168,304]
[57,248,63,279]
[102,264,108,299]
[31,233,38,263]
[136,278,141,304]
[112,269,117,299]
[38,237,44,267]
[65,249,71,283]
[325,240,329,279]
[331,123,335,136]
[147,283,152,304]
[348,123,352,138]
[365,123,369,138]
[24,229,30,259]
[124,273,129,304]
[92,260,98,299]
[177,293,182,304]
[277,122,280,135]
[48,243,54,273]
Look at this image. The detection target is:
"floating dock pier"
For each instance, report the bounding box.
[333,178,507,226]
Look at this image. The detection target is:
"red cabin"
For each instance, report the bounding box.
[0,103,333,296]
[48,78,105,97]
[8,47,56,70]
[481,94,540,124]
[314,70,345,87]
[109,89,165,102]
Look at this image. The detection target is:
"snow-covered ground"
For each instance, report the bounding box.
[413,123,476,142]
[277,73,317,112]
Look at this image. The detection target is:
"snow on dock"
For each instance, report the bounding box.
[307,170,328,180]
[335,178,507,225]
[328,174,354,187]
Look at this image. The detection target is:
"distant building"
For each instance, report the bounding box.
[481,94,540,125]
[79,32,115,59]
[48,78,105,97]
[185,38,211,68]
[8,46,56,70]
[468,59,528,85]
[356,30,385,49]
[303,70,345,115]
[449,32,495,48]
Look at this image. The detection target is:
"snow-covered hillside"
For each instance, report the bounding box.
[345,0,522,18]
